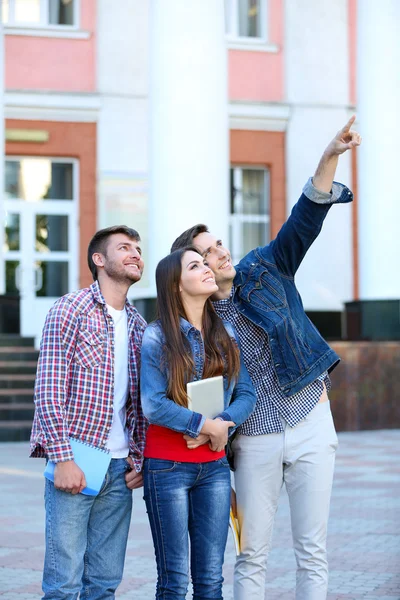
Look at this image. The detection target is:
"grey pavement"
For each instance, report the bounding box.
[0,430,399,599]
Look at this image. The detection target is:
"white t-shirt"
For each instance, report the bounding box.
[106,304,130,458]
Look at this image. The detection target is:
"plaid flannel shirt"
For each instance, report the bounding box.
[30,281,148,472]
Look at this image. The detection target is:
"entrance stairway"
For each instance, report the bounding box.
[0,335,38,442]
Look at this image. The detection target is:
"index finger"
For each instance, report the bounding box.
[78,474,87,492]
[341,114,356,133]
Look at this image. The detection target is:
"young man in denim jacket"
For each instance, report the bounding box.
[30,225,147,600]
[171,118,361,600]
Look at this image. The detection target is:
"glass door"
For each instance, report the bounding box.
[2,157,79,346]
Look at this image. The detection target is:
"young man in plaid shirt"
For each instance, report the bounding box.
[30,225,147,600]
[171,119,361,599]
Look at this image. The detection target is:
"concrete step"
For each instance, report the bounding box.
[0,340,38,441]
[0,335,35,347]
[0,374,36,389]
[0,347,39,362]
[0,361,37,375]
[0,389,34,403]
[0,392,35,404]
[0,403,34,421]
[0,420,32,442]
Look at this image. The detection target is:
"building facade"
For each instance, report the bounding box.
[0,0,398,345]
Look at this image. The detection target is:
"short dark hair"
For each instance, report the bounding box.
[87,225,141,281]
[170,224,209,253]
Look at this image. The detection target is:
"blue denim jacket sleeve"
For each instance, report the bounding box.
[265,177,353,278]
[140,325,206,438]
[215,323,257,428]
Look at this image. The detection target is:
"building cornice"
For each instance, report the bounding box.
[229,102,290,131]
[4,91,101,122]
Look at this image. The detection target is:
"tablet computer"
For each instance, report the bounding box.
[187,375,224,418]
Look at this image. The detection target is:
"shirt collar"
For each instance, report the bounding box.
[90,280,134,313]
[212,286,235,310]
[90,280,106,305]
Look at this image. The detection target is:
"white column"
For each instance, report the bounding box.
[0,19,5,295]
[96,0,150,295]
[149,0,229,286]
[357,1,400,299]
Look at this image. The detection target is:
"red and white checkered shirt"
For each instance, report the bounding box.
[30,281,148,472]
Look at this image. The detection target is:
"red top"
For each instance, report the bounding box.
[144,424,226,463]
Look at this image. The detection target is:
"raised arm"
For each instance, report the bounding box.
[313,115,361,192]
[268,116,361,277]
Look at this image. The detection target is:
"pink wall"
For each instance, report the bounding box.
[348,0,357,106]
[229,0,283,102]
[5,0,96,92]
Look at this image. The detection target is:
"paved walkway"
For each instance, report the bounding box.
[0,430,399,599]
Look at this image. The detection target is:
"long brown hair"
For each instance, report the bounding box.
[156,247,240,407]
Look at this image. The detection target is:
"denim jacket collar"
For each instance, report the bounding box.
[234,265,253,289]
[179,316,201,336]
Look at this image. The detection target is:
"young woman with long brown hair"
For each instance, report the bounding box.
[140,246,256,600]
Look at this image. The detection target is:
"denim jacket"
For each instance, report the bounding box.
[232,177,353,397]
[140,318,257,438]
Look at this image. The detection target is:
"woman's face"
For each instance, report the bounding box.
[179,250,218,299]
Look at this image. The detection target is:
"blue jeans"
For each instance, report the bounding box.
[42,458,132,600]
[144,457,231,600]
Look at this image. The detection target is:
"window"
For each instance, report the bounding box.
[229,167,270,264]
[225,0,266,41]
[2,0,77,28]
[5,159,74,202]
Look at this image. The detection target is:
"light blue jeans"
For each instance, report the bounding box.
[144,456,231,599]
[42,458,132,600]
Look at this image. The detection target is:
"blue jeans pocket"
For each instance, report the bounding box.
[146,458,178,473]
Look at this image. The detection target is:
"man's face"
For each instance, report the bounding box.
[99,233,144,285]
[193,232,236,287]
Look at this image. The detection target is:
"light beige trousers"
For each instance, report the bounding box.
[233,400,338,600]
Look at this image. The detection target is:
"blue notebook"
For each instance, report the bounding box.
[44,438,112,496]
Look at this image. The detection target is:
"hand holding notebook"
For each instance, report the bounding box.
[44,438,112,496]
[51,459,87,494]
